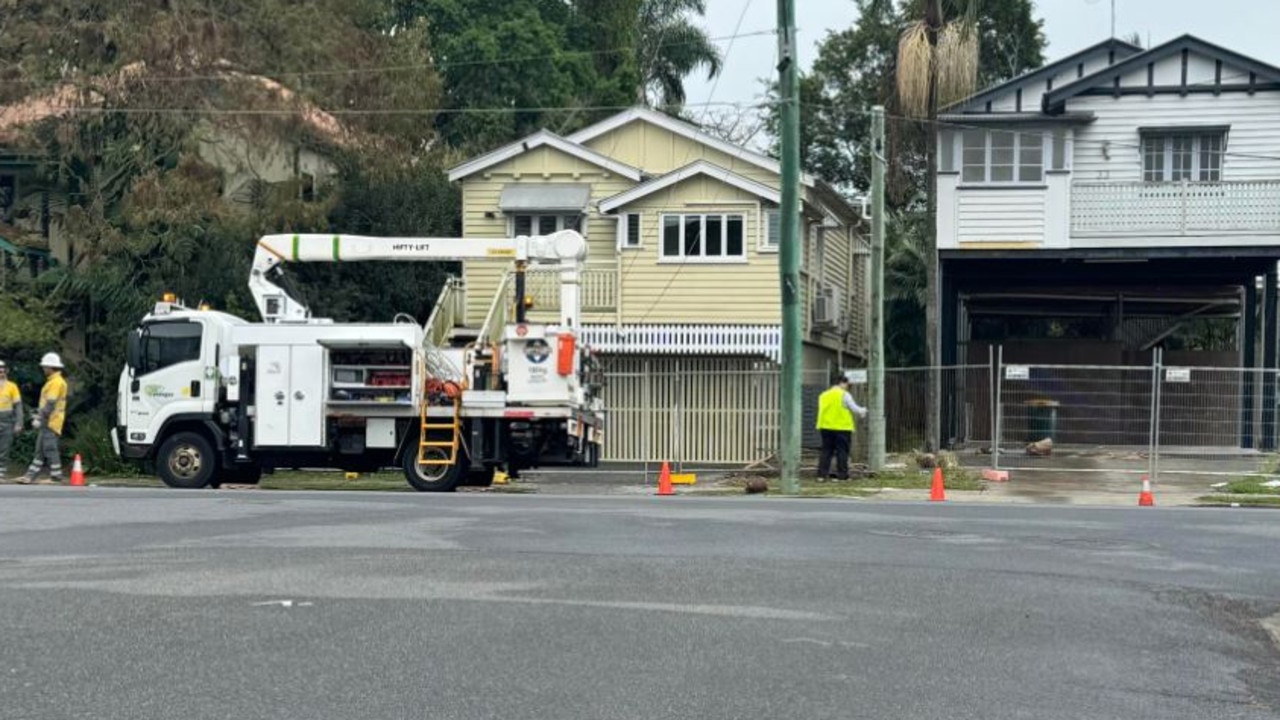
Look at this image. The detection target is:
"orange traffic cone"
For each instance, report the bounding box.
[929,467,946,502]
[657,461,674,496]
[70,454,86,487]
[1138,474,1155,506]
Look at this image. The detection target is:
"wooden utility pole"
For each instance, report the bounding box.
[925,0,942,453]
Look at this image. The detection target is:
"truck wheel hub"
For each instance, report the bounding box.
[170,446,202,478]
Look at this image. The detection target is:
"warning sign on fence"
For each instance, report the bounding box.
[1165,367,1191,383]
[1005,365,1030,381]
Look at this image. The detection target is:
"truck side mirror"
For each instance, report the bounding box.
[126,329,143,376]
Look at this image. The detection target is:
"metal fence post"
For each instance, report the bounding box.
[1148,348,1163,483]
[674,362,684,474]
[1155,347,1165,483]
[643,359,651,485]
[988,345,998,468]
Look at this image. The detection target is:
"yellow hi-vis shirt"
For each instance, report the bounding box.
[0,380,20,413]
[816,386,856,432]
[39,372,68,435]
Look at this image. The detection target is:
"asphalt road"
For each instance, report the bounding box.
[1,487,1278,720]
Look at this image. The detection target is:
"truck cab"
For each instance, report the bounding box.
[114,299,246,486]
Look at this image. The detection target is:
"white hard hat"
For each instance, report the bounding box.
[40,352,64,369]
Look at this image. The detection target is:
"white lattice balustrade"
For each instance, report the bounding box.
[1072,180,1280,236]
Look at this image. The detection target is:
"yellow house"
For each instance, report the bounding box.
[445,107,869,464]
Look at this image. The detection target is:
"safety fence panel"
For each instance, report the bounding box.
[1153,365,1278,479]
[995,364,1155,476]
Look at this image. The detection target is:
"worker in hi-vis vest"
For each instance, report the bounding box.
[0,360,23,481]
[16,353,68,485]
[815,374,867,481]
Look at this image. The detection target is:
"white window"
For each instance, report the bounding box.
[621,213,641,248]
[660,213,746,260]
[961,129,1044,184]
[1050,129,1068,171]
[1141,133,1223,182]
[764,208,780,249]
[938,129,957,173]
[512,214,582,236]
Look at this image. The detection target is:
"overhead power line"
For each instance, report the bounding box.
[0,29,778,87]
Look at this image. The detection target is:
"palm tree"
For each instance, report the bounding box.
[637,0,723,107]
[895,0,978,451]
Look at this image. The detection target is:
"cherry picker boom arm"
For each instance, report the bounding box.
[248,231,588,326]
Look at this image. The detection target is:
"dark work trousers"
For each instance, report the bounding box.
[26,427,62,480]
[818,429,852,480]
[0,419,13,478]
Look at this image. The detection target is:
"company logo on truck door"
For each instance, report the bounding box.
[524,339,550,364]
[143,384,175,399]
[390,242,432,252]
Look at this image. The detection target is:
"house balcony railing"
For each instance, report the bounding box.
[1071,180,1280,236]
[518,265,618,314]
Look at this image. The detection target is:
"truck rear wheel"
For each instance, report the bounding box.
[157,432,216,489]
[402,446,463,492]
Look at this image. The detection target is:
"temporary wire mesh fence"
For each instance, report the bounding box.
[995,363,1156,477]
[598,352,1280,482]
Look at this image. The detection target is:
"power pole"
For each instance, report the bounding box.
[924,0,942,454]
[776,0,802,494]
[868,106,886,472]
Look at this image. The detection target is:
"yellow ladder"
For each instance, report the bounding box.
[419,397,461,466]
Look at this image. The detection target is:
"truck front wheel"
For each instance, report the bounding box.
[157,432,217,489]
[402,445,463,492]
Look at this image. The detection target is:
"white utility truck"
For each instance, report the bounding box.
[112,230,604,491]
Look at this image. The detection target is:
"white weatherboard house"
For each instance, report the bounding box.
[935,35,1280,450]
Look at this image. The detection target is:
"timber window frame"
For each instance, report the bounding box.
[959,128,1048,185]
[659,212,747,263]
[511,213,583,237]
[762,208,780,252]
[1140,131,1226,182]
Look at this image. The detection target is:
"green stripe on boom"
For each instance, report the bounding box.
[333,235,341,261]
[292,234,300,261]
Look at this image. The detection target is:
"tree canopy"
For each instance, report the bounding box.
[0,0,721,460]
[764,0,1046,364]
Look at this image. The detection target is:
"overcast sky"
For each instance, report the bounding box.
[683,0,1279,109]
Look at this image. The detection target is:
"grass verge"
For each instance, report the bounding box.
[1195,495,1280,508]
[87,471,533,493]
[1217,477,1280,495]
[261,472,411,492]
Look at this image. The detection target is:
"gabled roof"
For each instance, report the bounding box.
[945,38,1143,113]
[597,159,780,213]
[447,129,644,182]
[1043,34,1280,113]
[567,106,816,186]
